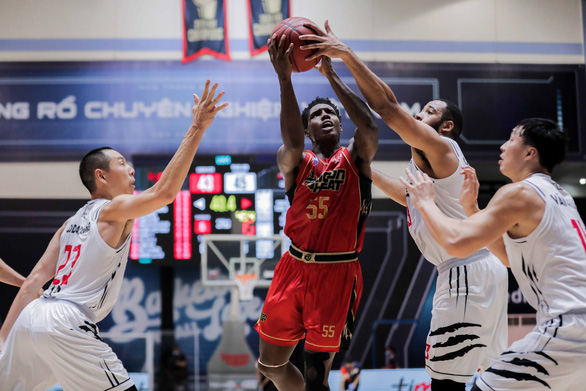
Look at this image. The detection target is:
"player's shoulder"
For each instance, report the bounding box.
[501,181,539,196]
[97,195,130,222]
[493,181,545,210]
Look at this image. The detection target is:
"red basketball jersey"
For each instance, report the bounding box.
[284,147,371,253]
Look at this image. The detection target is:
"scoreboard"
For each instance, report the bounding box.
[129,155,288,265]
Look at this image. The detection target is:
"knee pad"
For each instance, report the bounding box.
[305,352,330,391]
[431,378,466,391]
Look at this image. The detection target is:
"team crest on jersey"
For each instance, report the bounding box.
[330,154,341,164]
[304,169,346,192]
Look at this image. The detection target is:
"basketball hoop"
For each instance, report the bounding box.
[234,273,258,301]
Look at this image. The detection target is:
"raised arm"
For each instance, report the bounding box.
[0,257,26,288]
[268,34,306,190]
[401,169,530,258]
[316,57,378,171]
[99,81,227,223]
[300,22,454,167]
[0,222,66,350]
[372,168,407,206]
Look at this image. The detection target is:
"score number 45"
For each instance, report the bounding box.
[306,197,330,220]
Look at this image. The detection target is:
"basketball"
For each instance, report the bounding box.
[271,17,322,73]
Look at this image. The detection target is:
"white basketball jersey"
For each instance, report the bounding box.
[406,137,491,266]
[44,199,131,322]
[504,173,586,322]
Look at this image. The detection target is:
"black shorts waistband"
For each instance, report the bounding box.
[288,244,358,263]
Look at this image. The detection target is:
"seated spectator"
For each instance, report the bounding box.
[340,359,360,391]
[384,345,399,369]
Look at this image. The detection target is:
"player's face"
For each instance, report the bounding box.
[414,100,446,132]
[104,149,136,195]
[499,126,529,180]
[305,103,342,144]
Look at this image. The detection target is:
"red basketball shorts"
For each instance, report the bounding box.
[255,251,363,352]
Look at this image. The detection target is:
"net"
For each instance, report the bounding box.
[234,273,258,301]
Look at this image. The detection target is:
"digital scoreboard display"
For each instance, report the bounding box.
[129,155,289,265]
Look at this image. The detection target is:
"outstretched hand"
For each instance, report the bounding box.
[400,169,435,209]
[267,33,293,78]
[299,20,349,61]
[314,55,334,76]
[459,165,480,214]
[191,80,228,131]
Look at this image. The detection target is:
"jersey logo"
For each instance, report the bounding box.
[312,156,319,166]
[304,169,346,192]
[66,222,91,235]
[259,312,267,322]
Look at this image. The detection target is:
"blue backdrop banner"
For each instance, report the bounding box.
[0,61,582,162]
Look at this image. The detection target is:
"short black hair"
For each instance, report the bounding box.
[79,147,114,193]
[301,97,341,129]
[437,99,464,140]
[517,118,568,172]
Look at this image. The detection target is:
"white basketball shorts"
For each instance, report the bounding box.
[426,254,509,383]
[0,297,134,391]
[475,313,586,390]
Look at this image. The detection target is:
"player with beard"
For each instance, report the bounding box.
[403,118,586,391]
[255,34,378,391]
[299,21,508,391]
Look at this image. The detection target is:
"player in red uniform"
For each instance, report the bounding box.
[254,34,378,391]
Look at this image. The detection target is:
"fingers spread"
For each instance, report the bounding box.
[206,82,219,104]
[200,79,210,102]
[399,176,411,190]
[214,102,229,114]
[278,34,286,51]
[299,34,323,41]
[405,168,416,184]
[211,90,225,106]
[285,42,294,55]
[304,22,324,36]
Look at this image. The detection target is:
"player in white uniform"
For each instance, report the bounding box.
[0,80,227,391]
[404,139,508,385]
[403,118,586,390]
[300,22,508,391]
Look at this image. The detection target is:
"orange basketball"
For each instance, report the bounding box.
[271,17,322,73]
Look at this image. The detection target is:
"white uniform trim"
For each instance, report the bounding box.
[504,173,586,323]
[44,199,132,322]
[476,174,586,390]
[0,297,135,391]
[406,137,491,266]
[0,199,135,390]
